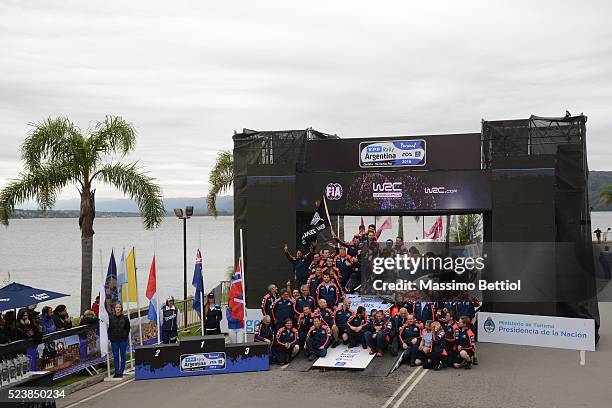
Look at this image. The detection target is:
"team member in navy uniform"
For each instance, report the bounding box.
[415,298,436,325]
[274,319,300,364]
[347,306,368,349]
[316,272,340,310]
[305,317,331,361]
[297,305,315,348]
[399,314,421,366]
[443,312,459,366]
[284,244,310,287]
[454,315,476,369]
[261,284,278,320]
[333,233,362,258]
[334,247,354,286]
[390,307,408,356]
[294,285,316,314]
[271,289,295,328]
[160,296,180,343]
[365,310,392,357]
[425,321,448,370]
[255,315,276,363]
[332,299,353,347]
[315,299,334,328]
[307,266,324,299]
[203,292,222,335]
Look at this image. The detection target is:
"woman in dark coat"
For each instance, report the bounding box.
[203,292,222,335]
[108,303,130,378]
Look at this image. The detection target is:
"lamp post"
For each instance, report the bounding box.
[174,206,193,328]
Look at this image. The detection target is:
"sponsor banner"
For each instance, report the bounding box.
[220,308,263,334]
[130,315,159,346]
[312,345,375,369]
[26,325,103,380]
[359,139,426,168]
[180,352,226,372]
[477,312,595,352]
[297,170,491,213]
[344,294,389,314]
[304,133,481,172]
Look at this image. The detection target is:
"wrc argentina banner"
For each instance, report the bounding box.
[477,312,595,352]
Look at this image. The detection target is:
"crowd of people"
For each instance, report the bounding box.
[0,303,89,344]
[256,223,481,370]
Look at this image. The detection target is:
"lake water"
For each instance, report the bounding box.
[1,212,611,315]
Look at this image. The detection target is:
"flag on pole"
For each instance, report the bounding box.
[117,250,127,305]
[98,282,109,357]
[375,216,393,239]
[123,248,138,302]
[300,200,330,244]
[360,216,365,229]
[146,256,159,322]
[424,216,444,239]
[192,249,204,317]
[104,251,119,314]
[228,258,245,324]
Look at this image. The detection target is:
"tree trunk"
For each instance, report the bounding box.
[339,215,345,241]
[79,188,96,314]
[398,216,404,239]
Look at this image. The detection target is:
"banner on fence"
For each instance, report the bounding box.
[477,312,595,351]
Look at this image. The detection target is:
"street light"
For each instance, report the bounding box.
[174,206,194,328]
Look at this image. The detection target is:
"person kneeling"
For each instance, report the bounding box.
[453,316,476,369]
[274,319,300,365]
[305,317,331,361]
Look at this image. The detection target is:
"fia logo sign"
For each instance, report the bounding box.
[325,183,343,200]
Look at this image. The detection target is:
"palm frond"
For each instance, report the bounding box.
[0,164,74,225]
[95,162,165,229]
[21,117,80,171]
[207,150,233,217]
[88,116,136,158]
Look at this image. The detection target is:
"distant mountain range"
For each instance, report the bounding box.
[11,170,612,216]
[16,195,234,215]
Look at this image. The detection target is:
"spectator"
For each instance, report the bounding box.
[0,315,9,344]
[594,228,602,243]
[52,305,72,330]
[92,295,100,316]
[29,311,43,343]
[108,303,130,378]
[26,304,38,321]
[226,305,244,343]
[79,309,99,326]
[15,308,34,341]
[41,306,57,334]
[3,311,17,342]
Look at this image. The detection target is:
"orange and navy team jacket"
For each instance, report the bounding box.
[316,281,340,308]
[271,297,295,326]
[306,325,331,349]
[456,328,476,353]
[261,292,278,317]
[275,326,298,348]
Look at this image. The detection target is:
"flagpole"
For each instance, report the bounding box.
[100,249,111,379]
[123,249,134,370]
[133,247,144,346]
[156,256,161,345]
[200,250,205,336]
[239,228,247,342]
[322,197,334,236]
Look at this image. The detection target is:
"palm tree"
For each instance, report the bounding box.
[0,116,165,313]
[600,184,612,207]
[207,150,233,217]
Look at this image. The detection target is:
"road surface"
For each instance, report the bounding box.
[58,303,611,408]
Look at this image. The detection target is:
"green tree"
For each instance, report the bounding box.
[450,214,482,244]
[600,184,612,207]
[0,116,165,312]
[207,150,233,217]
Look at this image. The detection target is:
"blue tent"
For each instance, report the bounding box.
[0,282,69,311]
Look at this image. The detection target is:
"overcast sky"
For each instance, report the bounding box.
[1,0,610,201]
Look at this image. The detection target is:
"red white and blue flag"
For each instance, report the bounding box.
[146,255,159,322]
[376,216,393,239]
[228,258,245,323]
